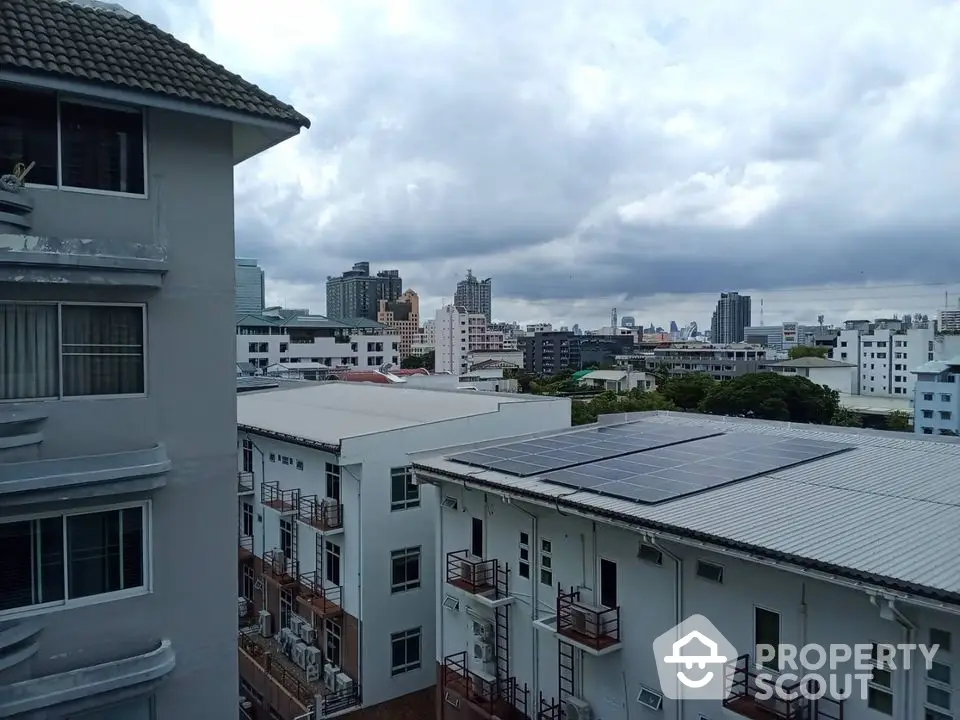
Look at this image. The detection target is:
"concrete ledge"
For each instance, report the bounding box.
[0,444,171,507]
[0,405,47,452]
[0,638,175,718]
[0,620,43,674]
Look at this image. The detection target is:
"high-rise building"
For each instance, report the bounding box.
[710,291,752,344]
[434,305,504,374]
[454,269,492,321]
[236,258,265,314]
[377,289,421,360]
[325,261,402,321]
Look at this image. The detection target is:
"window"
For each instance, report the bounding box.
[391,547,421,593]
[296,460,304,471]
[539,538,553,587]
[599,558,618,608]
[0,504,147,615]
[518,532,530,579]
[638,543,663,566]
[754,607,781,670]
[325,463,341,501]
[325,540,341,585]
[471,517,484,558]
[325,618,342,666]
[941,411,953,420]
[242,439,254,473]
[0,86,146,195]
[868,642,895,715]
[0,303,145,400]
[931,628,952,653]
[241,502,254,538]
[280,519,293,560]
[390,627,422,676]
[242,564,255,600]
[390,467,420,510]
[279,588,293,630]
[696,560,724,584]
[942,395,953,403]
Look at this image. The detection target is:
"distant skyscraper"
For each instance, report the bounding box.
[669,320,679,333]
[621,316,635,328]
[235,258,265,314]
[710,292,752,344]
[326,261,402,321]
[454,270,492,321]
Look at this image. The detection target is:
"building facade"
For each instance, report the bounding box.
[454,270,492,322]
[326,262,402,321]
[762,357,857,394]
[521,331,581,377]
[710,291,752,344]
[831,320,935,397]
[236,383,569,720]
[912,358,960,436]
[0,1,307,716]
[237,311,400,371]
[652,343,769,380]
[378,290,421,361]
[434,306,505,375]
[236,258,266,314]
[413,412,960,720]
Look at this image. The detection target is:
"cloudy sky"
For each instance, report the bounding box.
[131,0,960,329]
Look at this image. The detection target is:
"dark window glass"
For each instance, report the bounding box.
[121,507,143,589]
[60,101,144,194]
[61,305,144,397]
[67,510,122,598]
[39,516,66,603]
[0,521,35,610]
[0,85,58,185]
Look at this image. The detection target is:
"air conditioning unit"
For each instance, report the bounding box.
[570,608,597,637]
[293,641,308,669]
[471,620,493,641]
[335,673,353,693]
[299,623,316,644]
[305,646,323,667]
[441,495,459,511]
[259,610,273,637]
[240,700,252,711]
[459,560,475,583]
[324,664,339,691]
[472,639,494,663]
[563,696,594,720]
[306,664,320,682]
[238,597,249,618]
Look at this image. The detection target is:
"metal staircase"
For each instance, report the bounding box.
[558,639,575,704]
[494,562,511,693]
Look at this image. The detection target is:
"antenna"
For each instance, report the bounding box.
[611,307,618,329]
[760,298,764,325]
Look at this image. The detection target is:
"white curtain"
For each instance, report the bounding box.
[61,305,144,397]
[0,303,58,400]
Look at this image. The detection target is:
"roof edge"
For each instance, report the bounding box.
[238,424,340,455]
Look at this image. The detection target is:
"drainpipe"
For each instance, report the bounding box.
[870,594,915,720]
[247,437,268,611]
[439,484,447,716]
[647,534,682,720]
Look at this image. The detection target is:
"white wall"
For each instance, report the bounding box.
[807,366,855,395]
[434,485,960,720]
[238,330,401,369]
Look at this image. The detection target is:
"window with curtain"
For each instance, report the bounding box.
[59,100,145,195]
[0,303,59,400]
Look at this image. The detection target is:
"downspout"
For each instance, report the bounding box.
[438,483,446,716]
[648,534,682,720]
[870,594,915,720]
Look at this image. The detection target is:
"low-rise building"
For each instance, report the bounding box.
[761,356,857,394]
[652,342,768,380]
[238,311,400,371]
[413,412,960,720]
[912,358,960,436]
[577,369,656,393]
[235,382,569,719]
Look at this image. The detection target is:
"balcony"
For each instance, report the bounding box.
[238,471,255,494]
[322,682,362,716]
[261,481,300,514]
[297,571,343,617]
[724,655,845,720]
[555,587,621,656]
[263,549,298,586]
[239,596,257,630]
[536,694,561,720]
[297,495,343,533]
[239,534,254,562]
[238,631,313,718]
[445,550,514,608]
[442,652,529,720]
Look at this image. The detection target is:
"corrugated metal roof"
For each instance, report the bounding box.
[413,413,960,598]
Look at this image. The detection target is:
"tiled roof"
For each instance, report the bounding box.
[1,0,310,127]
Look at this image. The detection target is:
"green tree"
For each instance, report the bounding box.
[886,410,911,432]
[787,346,831,360]
[570,389,676,425]
[401,350,434,370]
[660,373,716,410]
[699,373,840,424]
[831,407,863,427]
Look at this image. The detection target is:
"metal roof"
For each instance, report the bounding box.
[236,313,388,331]
[413,412,960,602]
[2,0,309,127]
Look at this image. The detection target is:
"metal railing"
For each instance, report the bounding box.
[238,471,254,493]
[724,654,845,720]
[297,570,343,614]
[442,652,529,718]
[261,480,300,513]
[445,549,498,595]
[297,495,343,531]
[556,587,620,650]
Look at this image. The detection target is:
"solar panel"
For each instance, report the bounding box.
[447,422,722,476]
[541,433,854,504]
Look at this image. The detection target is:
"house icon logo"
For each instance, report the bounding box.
[653,614,738,701]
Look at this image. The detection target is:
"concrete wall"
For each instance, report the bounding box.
[436,485,960,720]
[0,106,238,715]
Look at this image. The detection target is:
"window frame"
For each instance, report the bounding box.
[0,500,151,620]
[0,300,148,403]
[539,537,553,587]
[390,627,422,676]
[389,466,420,511]
[518,531,530,579]
[753,605,781,671]
[325,540,342,586]
[867,642,895,716]
[390,546,422,594]
[11,87,150,199]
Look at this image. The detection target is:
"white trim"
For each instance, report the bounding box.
[0,500,152,621]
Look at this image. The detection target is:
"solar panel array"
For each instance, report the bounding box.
[541,433,854,504]
[447,423,723,477]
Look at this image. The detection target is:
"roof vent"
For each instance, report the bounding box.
[60,0,135,18]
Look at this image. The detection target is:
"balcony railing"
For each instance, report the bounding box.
[238,632,313,709]
[298,495,343,532]
[442,651,529,719]
[238,471,254,494]
[537,693,561,720]
[724,654,845,720]
[322,682,362,715]
[446,550,500,596]
[261,480,300,513]
[263,549,298,585]
[239,534,253,560]
[297,570,343,616]
[556,587,620,651]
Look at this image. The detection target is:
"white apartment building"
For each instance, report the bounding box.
[762,357,857,394]
[235,382,569,720]
[653,343,769,380]
[237,311,400,371]
[414,412,960,720]
[831,325,935,397]
[435,306,506,375]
